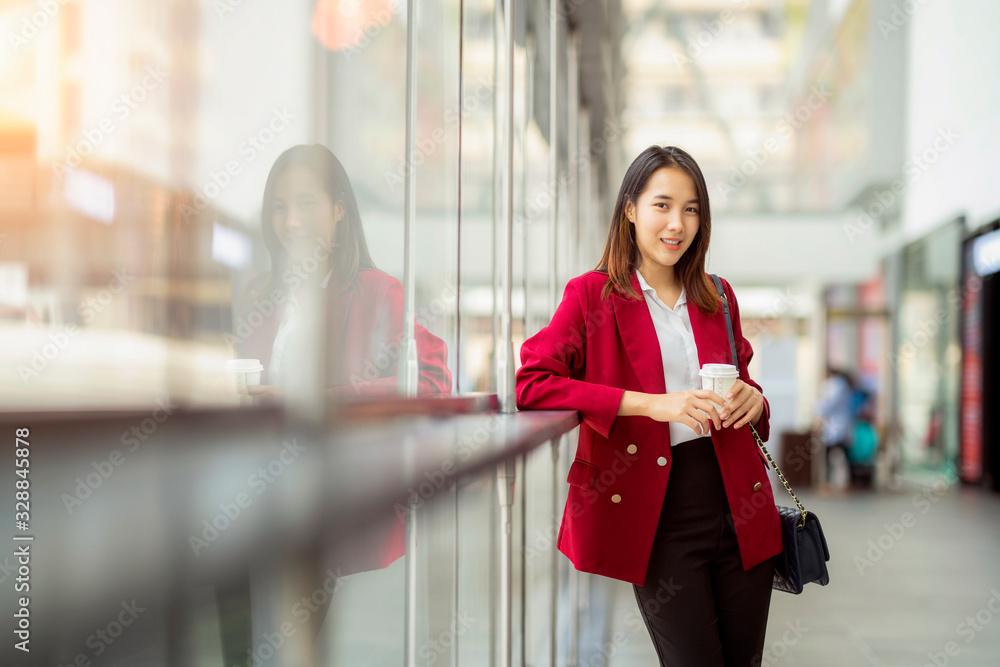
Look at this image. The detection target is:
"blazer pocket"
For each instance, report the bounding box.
[566,458,600,490]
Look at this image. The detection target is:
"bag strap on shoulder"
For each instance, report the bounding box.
[709,274,808,526]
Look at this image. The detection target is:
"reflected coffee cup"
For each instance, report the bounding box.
[224,359,264,396]
[699,363,739,413]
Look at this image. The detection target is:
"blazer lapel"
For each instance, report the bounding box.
[612,269,666,395]
[687,285,726,368]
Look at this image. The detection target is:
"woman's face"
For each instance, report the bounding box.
[270,166,342,261]
[626,166,701,272]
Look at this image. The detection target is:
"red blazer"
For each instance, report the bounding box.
[515,269,782,587]
[233,267,452,575]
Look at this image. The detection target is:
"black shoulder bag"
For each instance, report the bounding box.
[710,274,831,594]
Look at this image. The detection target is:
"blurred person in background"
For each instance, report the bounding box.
[814,366,856,495]
[847,382,879,489]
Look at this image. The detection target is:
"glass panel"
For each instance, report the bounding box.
[410,0,461,397]
[1,0,458,412]
[457,0,498,395]
[456,470,498,665]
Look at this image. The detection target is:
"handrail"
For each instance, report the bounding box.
[13,402,581,616]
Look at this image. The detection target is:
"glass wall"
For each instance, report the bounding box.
[1,1,622,665]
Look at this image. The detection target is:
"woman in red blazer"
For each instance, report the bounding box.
[516,146,782,666]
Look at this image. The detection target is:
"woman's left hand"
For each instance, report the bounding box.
[720,379,763,429]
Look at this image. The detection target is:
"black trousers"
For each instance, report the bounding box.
[633,436,777,667]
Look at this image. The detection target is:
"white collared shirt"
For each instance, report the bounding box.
[635,269,705,446]
[268,267,335,387]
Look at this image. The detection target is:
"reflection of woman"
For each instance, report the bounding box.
[516,146,781,666]
[234,143,452,400]
[220,145,450,664]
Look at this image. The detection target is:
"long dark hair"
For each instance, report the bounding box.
[595,145,718,314]
[260,144,376,295]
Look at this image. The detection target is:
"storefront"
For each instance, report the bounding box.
[960,222,1000,490]
[891,219,964,481]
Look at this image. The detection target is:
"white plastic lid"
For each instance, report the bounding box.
[699,363,739,377]
[224,359,264,373]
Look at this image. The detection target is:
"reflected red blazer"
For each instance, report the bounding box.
[515,269,782,587]
[235,267,452,397]
[234,266,452,575]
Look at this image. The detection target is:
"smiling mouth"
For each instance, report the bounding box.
[660,238,682,248]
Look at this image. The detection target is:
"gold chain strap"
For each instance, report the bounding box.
[748,422,808,529]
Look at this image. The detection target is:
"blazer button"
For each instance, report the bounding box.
[753,482,762,491]
[627,444,637,454]
[611,494,622,503]
[657,456,667,466]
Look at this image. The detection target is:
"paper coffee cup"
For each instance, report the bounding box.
[699,363,739,412]
[224,359,264,395]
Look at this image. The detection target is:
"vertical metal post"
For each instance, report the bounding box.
[566,31,579,277]
[401,3,421,659]
[519,452,528,667]
[522,35,534,340]
[496,0,516,414]
[497,457,516,667]
[497,0,518,653]
[577,109,590,274]
[400,0,420,398]
[549,0,560,316]
[402,431,419,667]
[549,435,560,667]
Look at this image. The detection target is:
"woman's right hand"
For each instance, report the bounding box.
[646,390,725,436]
